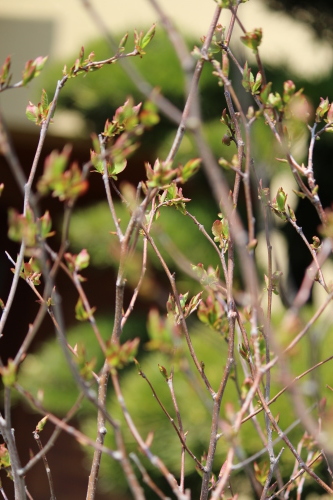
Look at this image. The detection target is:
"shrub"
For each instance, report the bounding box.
[1,1,333,499]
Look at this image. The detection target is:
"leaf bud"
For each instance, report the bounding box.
[222,133,231,146]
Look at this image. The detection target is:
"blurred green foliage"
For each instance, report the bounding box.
[68,199,219,266]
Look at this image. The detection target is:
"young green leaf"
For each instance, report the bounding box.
[240,28,263,53]
[252,71,262,94]
[276,187,287,212]
[316,97,330,122]
[0,56,12,89]
[242,61,254,92]
[181,158,201,183]
[106,338,140,371]
[39,211,55,240]
[118,32,129,51]
[0,359,17,387]
[141,24,156,50]
[75,297,96,322]
[259,82,272,104]
[75,249,90,271]
[36,416,49,433]
[158,364,169,380]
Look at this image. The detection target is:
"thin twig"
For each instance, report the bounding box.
[0,411,27,499]
[167,372,187,491]
[142,228,215,396]
[14,384,122,462]
[86,366,109,500]
[20,395,84,476]
[111,371,186,499]
[130,452,171,500]
[0,484,9,500]
[166,5,222,162]
[137,366,204,471]
[33,430,57,500]
[100,136,124,241]
[268,452,323,500]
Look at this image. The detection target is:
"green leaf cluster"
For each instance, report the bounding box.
[26,89,52,125]
[106,338,140,371]
[8,208,54,249]
[90,98,159,180]
[240,28,263,53]
[37,145,88,201]
[166,291,203,324]
[134,24,156,56]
